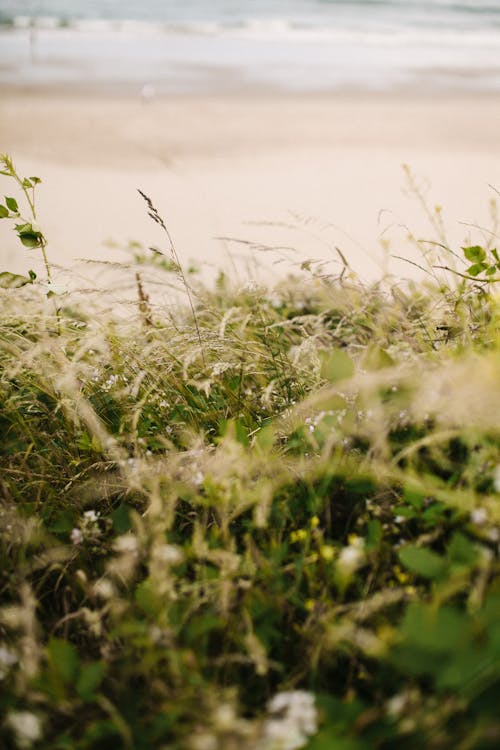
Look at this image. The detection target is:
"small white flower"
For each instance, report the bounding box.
[337,539,365,574]
[212,703,236,730]
[0,645,17,679]
[470,508,488,526]
[114,534,138,555]
[83,510,99,523]
[6,711,42,748]
[93,579,115,599]
[70,528,83,545]
[0,646,17,667]
[493,465,500,493]
[193,471,204,486]
[262,718,306,750]
[262,691,318,750]
[386,692,407,717]
[153,544,184,566]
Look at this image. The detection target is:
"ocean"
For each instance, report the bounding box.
[0,0,499,92]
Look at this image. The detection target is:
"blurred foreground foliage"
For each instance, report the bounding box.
[1,221,500,749]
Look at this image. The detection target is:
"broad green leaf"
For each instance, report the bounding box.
[466,262,487,277]
[463,245,486,262]
[0,271,34,288]
[255,423,275,451]
[320,348,354,383]
[5,196,18,212]
[48,638,79,684]
[0,204,8,218]
[447,532,478,567]
[363,345,394,371]
[398,545,446,579]
[111,504,132,533]
[403,486,426,510]
[19,232,41,249]
[76,662,107,701]
[486,266,497,276]
[48,511,74,534]
[400,603,470,654]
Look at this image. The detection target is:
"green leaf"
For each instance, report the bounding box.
[76,662,107,701]
[255,423,275,451]
[400,603,470,654]
[48,638,79,684]
[398,545,446,579]
[320,348,354,383]
[492,248,499,263]
[362,345,394,371]
[403,486,426,510]
[111,505,132,533]
[466,263,487,277]
[22,178,33,189]
[19,232,41,249]
[48,511,74,534]
[5,196,18,212]
[463,245,486,262]
[0,271,34,288]
[447,532,478,567]
[0,204,8,218]
[486,266,497,276]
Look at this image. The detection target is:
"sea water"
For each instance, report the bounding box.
[0,0,499,92]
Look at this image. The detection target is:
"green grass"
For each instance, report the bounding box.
[1,158,500,750]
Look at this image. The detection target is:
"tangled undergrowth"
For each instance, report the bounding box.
[1,157,500,749]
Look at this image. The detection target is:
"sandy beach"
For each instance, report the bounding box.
[1,89,500,290]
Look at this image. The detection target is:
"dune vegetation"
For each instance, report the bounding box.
[1,154,500,750]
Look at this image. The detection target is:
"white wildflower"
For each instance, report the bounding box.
[262,691,318,750]
[337,536,365,579]
[6,711,42,749]
[487,527,500,542]
[212,703,236,730]
[152,544,184,566]
[386,692,407,718]
[113,534,138,555]
[0,645,17,679]
[493,465,500,492]
[70,528,83,545]
[470,508,488,526]
[193,471,204,486]
[83,510,99,523]
[93,579,115,600]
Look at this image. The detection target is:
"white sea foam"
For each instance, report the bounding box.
[1,0,499,93]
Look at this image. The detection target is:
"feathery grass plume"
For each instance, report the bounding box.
[137,188,205,362]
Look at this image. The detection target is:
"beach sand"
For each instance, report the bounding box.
[1,89,499,294]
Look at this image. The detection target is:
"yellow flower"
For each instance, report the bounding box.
[290,529,308,544]
[310,515,320,529]
[319,544,335,562]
